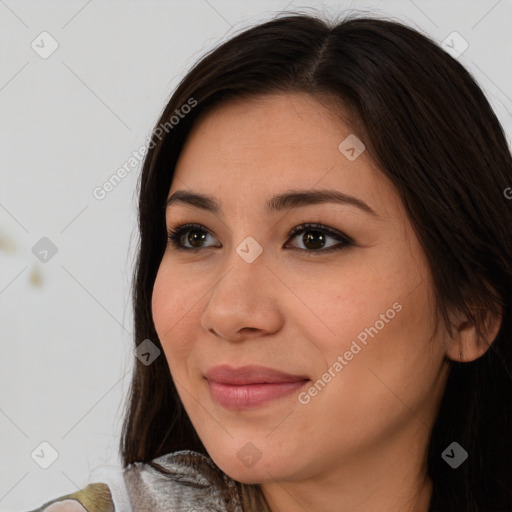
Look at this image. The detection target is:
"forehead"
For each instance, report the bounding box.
[182,92,354,154]
[169,92,400,221]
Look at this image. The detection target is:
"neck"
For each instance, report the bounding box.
[260,420,434,512]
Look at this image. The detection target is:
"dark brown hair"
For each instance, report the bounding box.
[120,12,512,511]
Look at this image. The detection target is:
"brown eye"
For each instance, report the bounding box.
[286,223,352,254]
[301,230,326,250]
[167,223,219,250]
[186,229,208,248]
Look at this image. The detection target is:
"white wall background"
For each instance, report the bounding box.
[0,0,510,510]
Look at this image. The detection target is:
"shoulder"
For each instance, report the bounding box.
[26,451,242,512]
[26,483,114,512]
[122,449,243,511]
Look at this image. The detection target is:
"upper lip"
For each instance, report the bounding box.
[205,364,310,385]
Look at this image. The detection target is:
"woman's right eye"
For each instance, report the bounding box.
[167,223,219,251]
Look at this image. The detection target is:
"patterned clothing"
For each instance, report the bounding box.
[26,450,243,512]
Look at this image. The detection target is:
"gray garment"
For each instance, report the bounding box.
[26,450,244,512]
[122,450,243,512]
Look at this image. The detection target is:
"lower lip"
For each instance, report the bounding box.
[206,379,309,410]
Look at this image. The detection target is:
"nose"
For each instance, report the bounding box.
[200,249,284,343]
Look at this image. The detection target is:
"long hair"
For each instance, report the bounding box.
[120,12,512,511]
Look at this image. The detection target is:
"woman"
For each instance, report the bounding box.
[28,11,512,512]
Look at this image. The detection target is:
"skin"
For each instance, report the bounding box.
[151,92,499,512]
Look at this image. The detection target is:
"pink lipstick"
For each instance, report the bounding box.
[205,364,310,410]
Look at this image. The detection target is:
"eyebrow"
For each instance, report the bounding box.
[166,189,378,217]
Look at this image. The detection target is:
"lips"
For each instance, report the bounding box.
[204,364,310,410]
[204,364,310,385]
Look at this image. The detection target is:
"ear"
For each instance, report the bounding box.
[445,303,503,363]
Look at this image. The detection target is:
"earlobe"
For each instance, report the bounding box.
[445,305,503,363]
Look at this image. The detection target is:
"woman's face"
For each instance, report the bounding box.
[151,92,451,485]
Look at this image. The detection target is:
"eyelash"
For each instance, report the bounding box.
[166,222,353,255]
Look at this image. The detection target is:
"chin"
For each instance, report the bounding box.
[219,464,275,485]
[209,448,289,485]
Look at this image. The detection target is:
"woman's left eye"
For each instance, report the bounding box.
[285,223,352,253]
[167,222,353,254]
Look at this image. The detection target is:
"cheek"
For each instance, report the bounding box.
[297,248,438,394]
[151,265,172,338]
[151,262,207,368]
[151,264,187,357]
[327,279,440,420]
[284,256,405,353]
[152,261,197,331]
